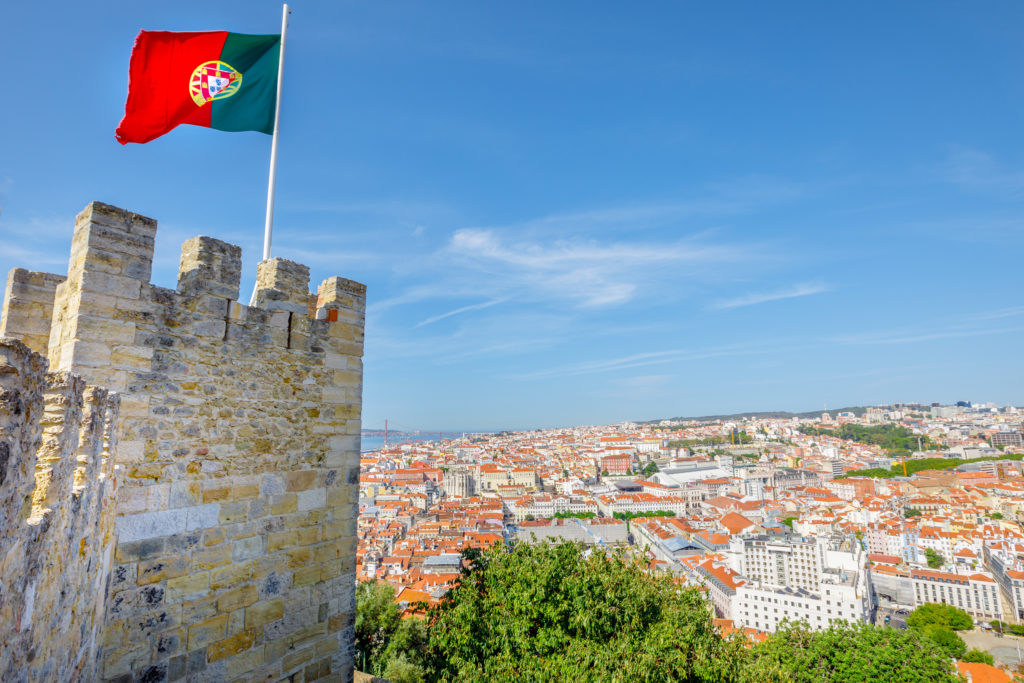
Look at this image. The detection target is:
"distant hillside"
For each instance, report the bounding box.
[642,405,870,424]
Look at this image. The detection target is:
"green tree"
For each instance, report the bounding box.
[990,512,1004,520]
[962,648,995,665]
[384,652,426,683]
[425,541,745,681]
[925,548,945,569]
[906,603,973,631]
[552,511,596,520]
[355,580,401,674]
[782,517,796,529]
[905,508,923,518]
[745,621,957,682]
[921,625,966,659]
[642,461,660,476]
[381,618,429,682]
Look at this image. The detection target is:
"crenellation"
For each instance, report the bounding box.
[30,371,85,518]
[177,236,242,301]
[254,257,312,315]
[1,201,365,682]
[0,269,66,355]
[0,339,121,682]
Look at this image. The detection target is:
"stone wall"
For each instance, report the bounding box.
[0,339,120,682]
[0,201,365,682]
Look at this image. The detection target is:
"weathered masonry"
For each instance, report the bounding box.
[0,201,365,682]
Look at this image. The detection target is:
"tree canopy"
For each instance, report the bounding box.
[906,603,973,631]
[746,621,958,683]
[357,542,961,682]
[798,423,928,453]
[925,548,945,569]
[426,541,741,681]
[355,580,428,680]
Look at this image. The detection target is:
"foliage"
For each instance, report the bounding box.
[904,508,922,518]
[991,620,1024,636]
[666,430,754,449]
[920,625,966,659]
[782,517,796,529]
[990,512,1004,520]
[552,511,596,519]
[384,652,426,683]
[355,580,402,674]
[962,648,995,665]
[525,514,535,521]
[925,548,945,569]
[798,423,929,453]
[362,542,964,682]
[425,541,745,681]
[613,510,676,520]
[906,603,973,632]
[642,461,660,475]
[381,619,429,682]
[356,581,429,678]
[744,621,958,682]
[601,469,609,476]
[838,453,1024,480]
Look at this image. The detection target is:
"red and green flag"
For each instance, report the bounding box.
[116,31,280,144]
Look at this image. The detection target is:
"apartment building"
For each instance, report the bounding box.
[910,568,1002,621]
[731,533,872,633]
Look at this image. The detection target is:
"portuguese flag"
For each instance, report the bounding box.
[116,31,280,144]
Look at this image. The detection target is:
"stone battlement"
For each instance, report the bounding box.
[0,201,365,682]
[0,339,119,682]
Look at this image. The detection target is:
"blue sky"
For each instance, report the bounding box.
[2,2,1023,431]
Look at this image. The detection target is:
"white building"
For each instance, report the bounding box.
[910,568,1002,621]
[731,533,872,633]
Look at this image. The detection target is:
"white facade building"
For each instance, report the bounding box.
[731,533,872,633]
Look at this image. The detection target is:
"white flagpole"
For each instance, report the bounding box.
[252,4,289,305]
[264,3,289,261]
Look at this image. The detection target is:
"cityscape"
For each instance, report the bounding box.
[356,402,1024,679]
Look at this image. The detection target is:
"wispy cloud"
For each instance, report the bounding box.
[513,343,779,380]
[415,297,509,327]
[828,326,1024,346]
[940,147,1024,197]
[710,281,828,310]
[446,227,754,307]
[966,306,1024,322]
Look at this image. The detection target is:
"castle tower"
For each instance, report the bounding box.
[0,202,365,682]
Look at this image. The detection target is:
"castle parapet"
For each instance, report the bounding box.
[0,201,365,682]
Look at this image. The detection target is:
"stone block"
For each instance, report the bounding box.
[245,598,284,629]
[186,503,221,531]
[206,628,255,663]
[167,572,211,604]
[138,556,190,586]
[254,258,310,314]
[187,614,227,650]
[297,488,327,512]
[177,237,242,301]
[116,509,188,543]
[218,584,258,613]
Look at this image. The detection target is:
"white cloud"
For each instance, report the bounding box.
[940,147,1024,197]
[415,297,509,327]
[513,343,777,380]
[828,326,1024,346]
[710,281,829,310]
[447,227,752,307]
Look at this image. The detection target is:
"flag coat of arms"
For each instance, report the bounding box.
[116,31,281,144]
